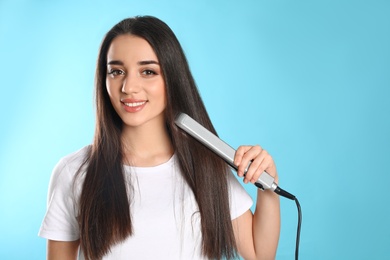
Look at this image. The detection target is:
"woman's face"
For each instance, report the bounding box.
[106,34,166,129]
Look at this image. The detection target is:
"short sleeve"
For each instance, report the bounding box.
[38,158,80,241]
[227,172,253,220]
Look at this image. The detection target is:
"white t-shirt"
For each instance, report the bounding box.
[39,146,253,259]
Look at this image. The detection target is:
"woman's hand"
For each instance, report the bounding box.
[234,145,278,185]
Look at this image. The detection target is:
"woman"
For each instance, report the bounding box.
[39,16,280,260]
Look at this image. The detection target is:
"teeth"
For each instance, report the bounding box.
[124,101,146,107]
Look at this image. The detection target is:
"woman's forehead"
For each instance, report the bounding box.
[107,35,158,64]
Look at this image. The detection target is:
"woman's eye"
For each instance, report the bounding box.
[108,69,124,76]
[142,69,157,76]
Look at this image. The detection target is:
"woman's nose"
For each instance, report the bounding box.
[121,75,141,94]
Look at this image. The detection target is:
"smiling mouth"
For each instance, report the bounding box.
[123,101,147,107]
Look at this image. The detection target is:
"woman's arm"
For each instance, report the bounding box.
[47,240,80,260]
[232,145,281,260]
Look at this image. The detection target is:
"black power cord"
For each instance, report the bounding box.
[294,197,302,260]
[272,186,302,260]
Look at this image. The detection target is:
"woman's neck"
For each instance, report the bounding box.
[121,120,174,167]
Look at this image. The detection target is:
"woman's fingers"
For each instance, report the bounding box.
[234,145,260,177]
[234,145,277,184]
[247,151,274,184]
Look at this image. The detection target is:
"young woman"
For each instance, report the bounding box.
[39,16,280,260]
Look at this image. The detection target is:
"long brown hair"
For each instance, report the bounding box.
[78,16,237,259]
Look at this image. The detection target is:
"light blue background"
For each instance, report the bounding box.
[1,1,389,259]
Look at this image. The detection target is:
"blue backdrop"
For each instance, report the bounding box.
[0,1,389,259]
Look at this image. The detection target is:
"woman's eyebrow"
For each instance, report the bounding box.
[107,60,159,66]
[138,60,159,65]
[107,60,123,65]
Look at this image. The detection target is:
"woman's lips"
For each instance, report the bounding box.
[121,99,147,113]
[123,101,146,107]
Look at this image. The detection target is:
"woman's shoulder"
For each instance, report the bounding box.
[51,145,91,181]
[46,146,91,200]
[57,145,91,170]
